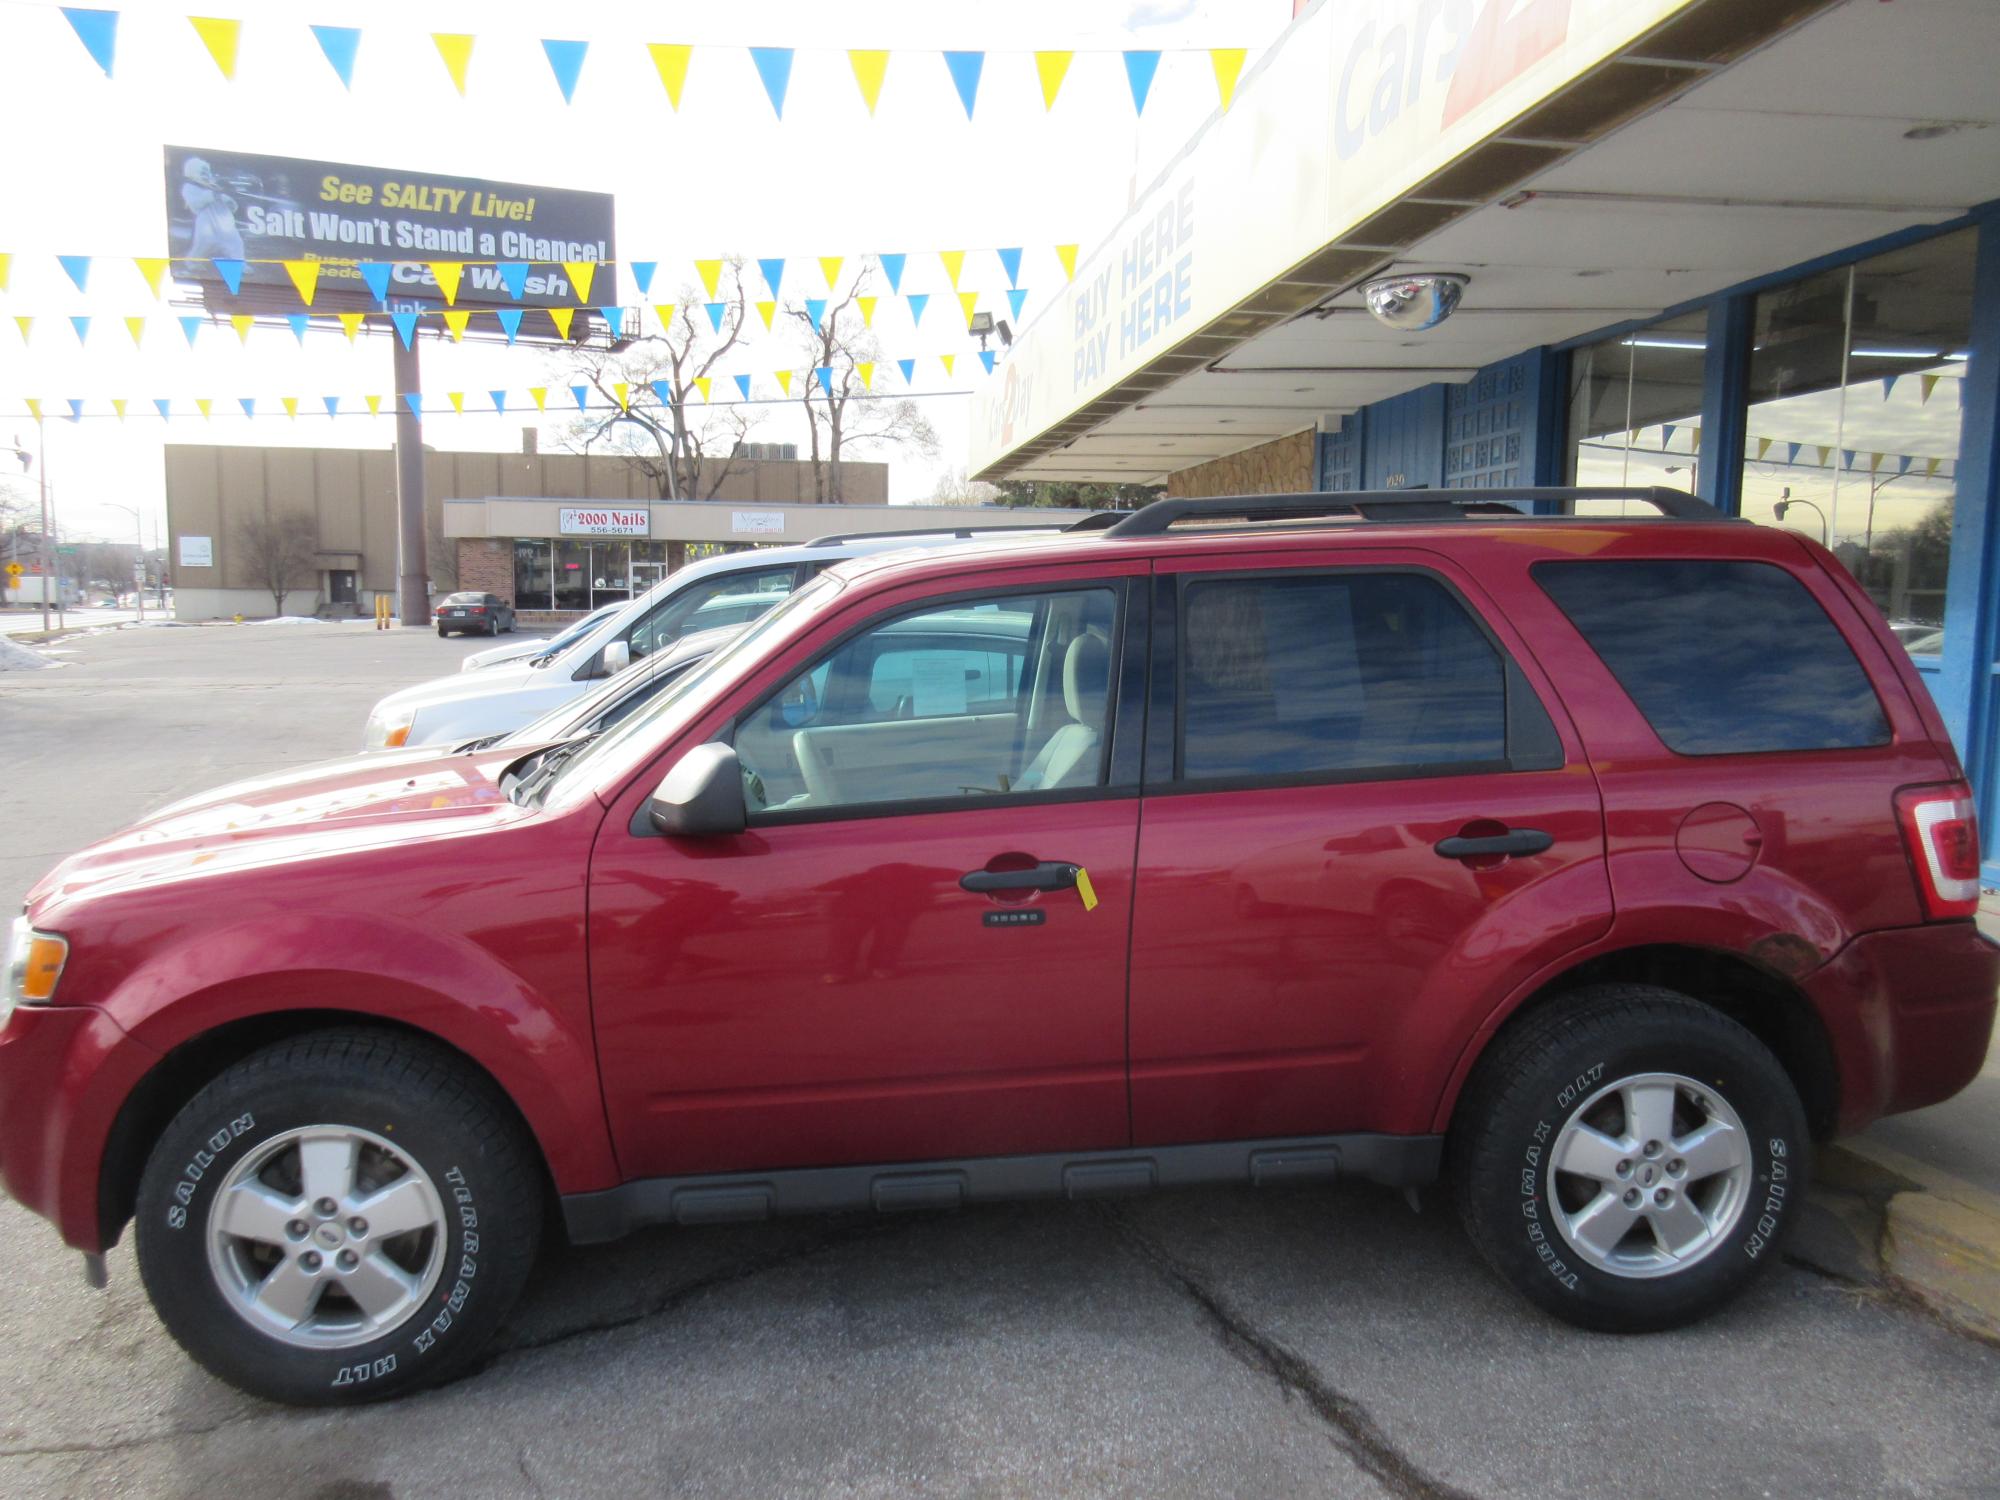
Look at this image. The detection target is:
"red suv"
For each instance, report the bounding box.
[4,488,1993,1404]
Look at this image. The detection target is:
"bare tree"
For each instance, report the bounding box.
[926,467,1003,505]
[787,269,938,503]
[558,260,763,502]
[237,510,319,617]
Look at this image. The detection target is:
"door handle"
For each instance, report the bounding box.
[959,861,1079,894]
[1433,828,1554,861]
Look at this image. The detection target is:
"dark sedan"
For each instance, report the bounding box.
[435,591,516,637]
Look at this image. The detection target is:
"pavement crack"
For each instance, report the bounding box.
[0,1407,263,1463]
[1100,1207,1481,1500]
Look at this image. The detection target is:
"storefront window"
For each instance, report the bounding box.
[591,541,633,607]
[1742,229,1974,637]
[553,539,591,612]
[513,540,552,612]
[1566,310,1708,511]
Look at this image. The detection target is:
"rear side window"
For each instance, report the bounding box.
[1532,559,1889,754]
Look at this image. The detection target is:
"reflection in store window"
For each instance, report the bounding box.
[1566,310,1708,514]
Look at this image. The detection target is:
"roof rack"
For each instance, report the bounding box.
[805,522,1071,546]
[1099,487,1724,538]
[1063,511,1130,532]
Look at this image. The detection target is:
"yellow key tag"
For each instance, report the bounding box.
[1073,866,1099,912]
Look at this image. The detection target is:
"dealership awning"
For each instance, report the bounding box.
[970,0,2000,483]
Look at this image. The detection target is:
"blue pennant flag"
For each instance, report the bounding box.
[630,261,657,296]
[598,305,626,336]
[310,24,359,88]
[402,393,423,418]
[943,51,983,118]
[61,7,119,76]
[1898,452,1914,473]
[1662,424,1677,451]
[179,316,202,347]
[704,301,726,332]
[213,259,245,294]
[907,293,929,325]
[542,39,588,103]
[997,247,1022,287]
[979,350,995,374]
[489,390,508,414]
[69,316,91,344]
[323,396,340,418]
[878,253,906,293]
[651,380,674,407]
[66,398,85,422]
[1882,374,1899,400]
[286,313,309,342]
[1787,443,1802,465]
[496,263,528,300]
[1007,287,1027,321]
[1842,448,1857,470]
[496,308,523,343]
[154,398,172,421]
[239,398,256,419]
[757,258,786,297]
[1123,51,1161,113]
[733,374,751,401]
[897,358,916,384]
[749,47,794,118]
[389,310,419,347]
[815,366,833,396]
[805,298,826,328]
[571,385,590,412]
[57,254,91,292]
[359,263,392,302]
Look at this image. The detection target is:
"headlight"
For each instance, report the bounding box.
[364,708,415,750]
[5,915,68,1020]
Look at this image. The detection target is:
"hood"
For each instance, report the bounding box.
[27,745,534,919]
[372,657,555,717]
[461,637,551,671]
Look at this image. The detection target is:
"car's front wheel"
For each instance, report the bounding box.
[135,1030,541,1405]
[1450,984,1807,1333]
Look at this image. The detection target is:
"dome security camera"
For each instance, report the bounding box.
[1360,273,1470,331]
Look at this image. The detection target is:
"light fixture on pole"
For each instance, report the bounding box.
[1774,493,1828,545]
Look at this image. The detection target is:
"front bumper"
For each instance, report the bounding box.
[0,1003,156,1253]
[1806,921,1999,1134]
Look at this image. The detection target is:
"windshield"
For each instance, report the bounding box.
[541,572,845,808]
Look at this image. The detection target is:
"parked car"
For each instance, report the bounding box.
[433,592,515,637]
[1902,628,1944,656]
[6,488,1993,1406]
[457,601,622,673]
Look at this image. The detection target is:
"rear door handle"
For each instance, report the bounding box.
[1434,828,1554,861]
[960,861,1079,894]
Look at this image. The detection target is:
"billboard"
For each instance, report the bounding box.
[163,146,615,313]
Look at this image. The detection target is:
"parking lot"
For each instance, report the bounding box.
[1,622,1997,1500]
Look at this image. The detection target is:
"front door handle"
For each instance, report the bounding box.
[1434,828,1554,861]
[960,861,1079,894]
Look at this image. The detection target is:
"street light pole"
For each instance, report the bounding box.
[1774,497,1828,546]
[105,502,148,622]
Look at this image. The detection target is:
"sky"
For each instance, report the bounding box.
[0,0,1298,543]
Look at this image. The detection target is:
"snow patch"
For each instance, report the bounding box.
[246,616,327,626]
[0,637,54,670]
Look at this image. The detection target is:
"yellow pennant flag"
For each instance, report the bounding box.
[1056,244,1079,282]
[848,50,889,114]
[1209,48,1247,111]
[443,309,471,341]
[1754,436,1771,460]
[282,396,300,420]
[283,260,319,306]
[613,382,630,412]
[1034,51,1072,110]
[338,312,365,342]
[12,316,30,342]
[1921,373,1941,404]
[134,257,169,298]
[857,362,875,390]
[1869,451,1884,473]
[693,376,712,402]
[189,16,240,79]
[938,250,965,289]
[1927,456,1942,477]
[652,302,677,333]
[110,397,128,421]
[230,314,254,343]
[564,261,596,302]
[23,398,40,420]
[433,33,475,95]
[196,398,214,420]
[448,391,466,414]
[696,259,724,298]
[756,300,777,331]
[430,262,463,306]
[0,253,10,292]
[648,43,692,108]
[365,394,383,416]
[958,291,979,328]
[1816,445,1832,468]
[529,387,548,411]
[940,353,956,376]
[775,369,793,395]
[819,256,845,290]
[856,296,877,328]
[125,316,146,347]
[548,308,575,340]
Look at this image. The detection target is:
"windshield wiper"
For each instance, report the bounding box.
[509,730,603,805]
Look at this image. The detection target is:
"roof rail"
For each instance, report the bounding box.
[1064,511,1130,532]
[804,522,1071,546]
[1099,486,1724,538]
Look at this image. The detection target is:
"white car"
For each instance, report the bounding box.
[457,600,622,672]
[363,527,1068,751]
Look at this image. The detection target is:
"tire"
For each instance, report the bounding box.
[436,626,448,637]
[1449,984,1807,1334]
[135,1030,542,1406]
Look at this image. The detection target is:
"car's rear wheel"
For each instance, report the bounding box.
[135,1029,541,1405]
[1450,984,1806,1333]
[436,625,448,637]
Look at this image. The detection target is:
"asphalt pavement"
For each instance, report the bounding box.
[0,622,1995,1500]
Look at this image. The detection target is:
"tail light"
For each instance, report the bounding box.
[1895,783,1982,920]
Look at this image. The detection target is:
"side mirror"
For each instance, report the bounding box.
[647,743,746,837]
[600,638,632,676]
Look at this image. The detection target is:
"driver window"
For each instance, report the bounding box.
[732,587,1118,815]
